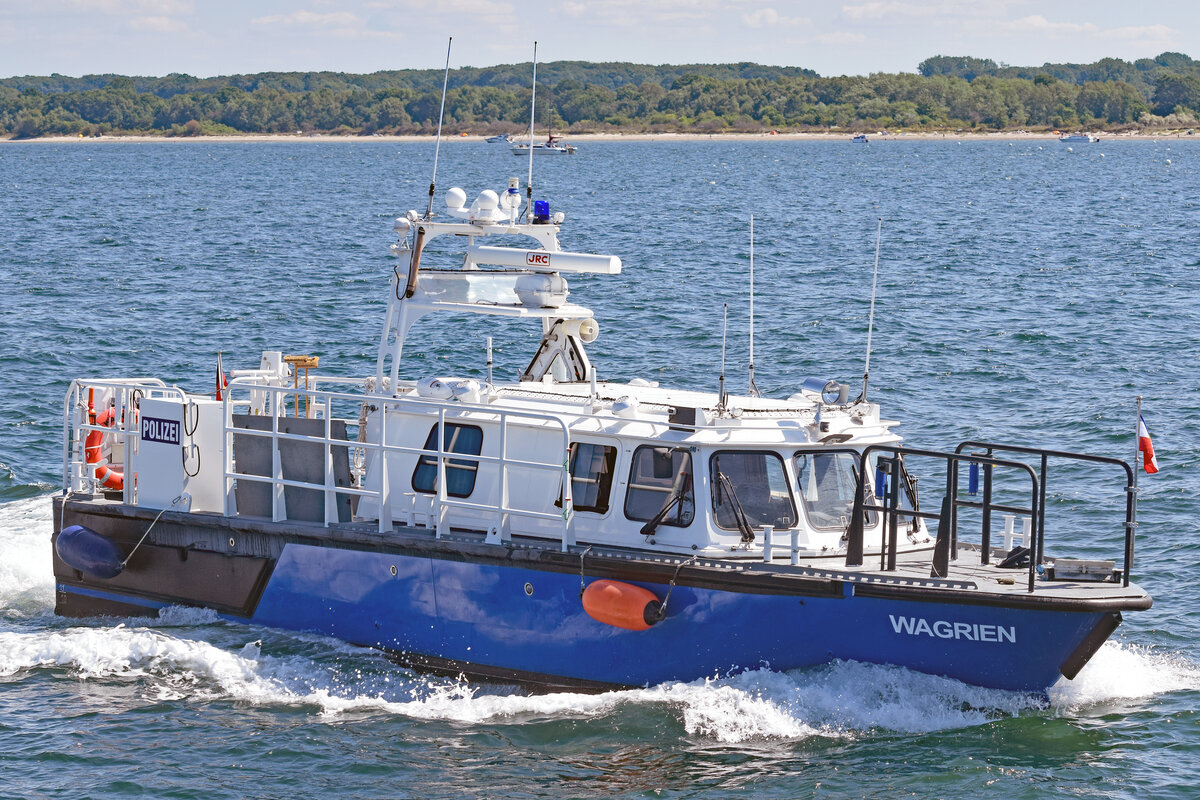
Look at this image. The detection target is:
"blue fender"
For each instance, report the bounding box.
[56,525,125,579]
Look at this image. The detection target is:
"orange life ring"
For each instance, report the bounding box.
[85,406,125,491]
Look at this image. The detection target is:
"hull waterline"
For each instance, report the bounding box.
[53,498,1146,693]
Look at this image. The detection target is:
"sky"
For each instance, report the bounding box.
[0,0,1193,79]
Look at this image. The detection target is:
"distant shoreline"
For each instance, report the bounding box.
[5,130,1199,144]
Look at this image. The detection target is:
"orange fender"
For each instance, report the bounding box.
[582,580,662,631]
[85,406,124,491]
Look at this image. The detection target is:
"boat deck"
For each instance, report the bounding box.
[58,495,1151,612]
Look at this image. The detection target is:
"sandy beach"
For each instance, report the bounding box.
[5,130,1198,144]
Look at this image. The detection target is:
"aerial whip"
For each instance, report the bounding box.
[425,36,453,221]
[861,217,882,402]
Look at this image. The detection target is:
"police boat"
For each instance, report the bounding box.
[52,179,1151,694]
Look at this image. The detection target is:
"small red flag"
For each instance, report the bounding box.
[216,352,228,401]
[1138,414,1158,474]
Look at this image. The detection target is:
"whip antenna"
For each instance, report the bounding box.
[526,41,538,223]
[425,36,453,220]
[717,303,729,413]
[861,217,882,402]
[748,215,761,397]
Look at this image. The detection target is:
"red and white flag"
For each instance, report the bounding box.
[1138,414,1158,474]
[216,352,229,401]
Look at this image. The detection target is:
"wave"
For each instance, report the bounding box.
[2,609,1194,744]
[0,495,56,617]
[1048,640,1200,710]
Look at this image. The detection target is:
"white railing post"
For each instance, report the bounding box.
[61,381,76,494]
[324,395,337,526]
[498,413,508,541]
[223,390,233,516]
[762,525,774,562]
[435,408,446,538]
[560,425,573,552]
[378,405,392,533]
[790,528,800,565]
[271,395,285,522]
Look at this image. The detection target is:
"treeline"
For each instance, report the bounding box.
[3,54,1198,139]
[919,52,1200,96]
[0,62,819,97]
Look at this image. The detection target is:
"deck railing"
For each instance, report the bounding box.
[220,378,577,549]
[845,442,1137,591]
[61,378,183,504]
[954,441,1137,587]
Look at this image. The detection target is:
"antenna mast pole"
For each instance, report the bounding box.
[425,37,452,220]
[861,217,882,403]
[748,215,761,397]
[526,41,537,223]
[717,303,729,413]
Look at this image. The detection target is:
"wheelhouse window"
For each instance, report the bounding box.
[558,442,618,514]
[412,423,483,498]
[793,451,877,530]
[710,451,797,532]
[624,446,694,528]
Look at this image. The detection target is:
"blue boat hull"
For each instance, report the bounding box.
[244,543,1103,692]
[52,496,1134,694]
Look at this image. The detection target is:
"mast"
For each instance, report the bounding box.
[526,41,537,223]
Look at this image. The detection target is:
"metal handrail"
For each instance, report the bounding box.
[955,441,1137,587]
[220,378,575,548]
[61,378,182,502]
[848,444,1042,591]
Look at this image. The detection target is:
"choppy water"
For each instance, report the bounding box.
[1,138,1198,798]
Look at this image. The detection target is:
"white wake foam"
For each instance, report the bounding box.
[1049,640,1200,710]
[3,614,1194,743]
[0,495,56,615]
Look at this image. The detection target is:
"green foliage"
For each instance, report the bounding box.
[918,56,1000,81]
[1152,74,1200,115]
[1,54,1196,138]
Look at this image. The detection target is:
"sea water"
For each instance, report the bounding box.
[1,138,1198,799]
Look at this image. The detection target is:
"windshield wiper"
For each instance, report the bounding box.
[640,453,690,537]
[715,471,755,543]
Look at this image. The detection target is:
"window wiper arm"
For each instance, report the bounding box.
[641,454,690,537]
[640,491,681,537]
[716,471,755,543]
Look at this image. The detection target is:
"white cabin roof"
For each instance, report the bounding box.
[399,378,900,449]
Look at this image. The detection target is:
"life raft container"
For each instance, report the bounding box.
[85,406,125,491]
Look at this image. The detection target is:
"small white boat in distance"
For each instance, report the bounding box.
[852,134,869,143]
[485,134,514,144]
[1059,133,1099,143]
[513,135,576,155]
